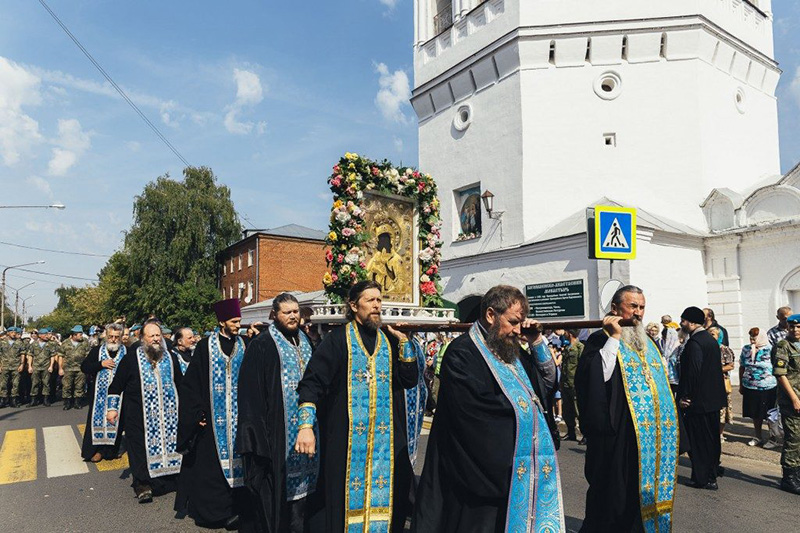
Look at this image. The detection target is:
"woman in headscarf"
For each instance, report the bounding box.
[738,328,779,448]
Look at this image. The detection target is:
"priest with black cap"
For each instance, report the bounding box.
[174,298,258,530]
[677,305,727,490]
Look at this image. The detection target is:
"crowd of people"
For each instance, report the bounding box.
[0,284,798,532]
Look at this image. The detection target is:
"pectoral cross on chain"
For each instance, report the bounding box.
[358,368,372,384]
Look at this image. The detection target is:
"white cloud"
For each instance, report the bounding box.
[374,62,411,124]
[256,121,267,135]
[224,68,265,135]
[27,176,53,198]
[791,66,800,109]
[126,141,141,152]
[160,101,178,127]
[379,0,400,9]
[0,56,44,166]
[393,136,404,152]
[48,118,91,176]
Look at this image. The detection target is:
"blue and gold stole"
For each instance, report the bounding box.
[173,349,190,375]
[470,324,565,533]
[404,337,427,467]
[618,339,679,533]
[136,347,181,478]
[209,332,245,489]
[270,324,319,500]
[91,344,126,445]
[345,321,394,533]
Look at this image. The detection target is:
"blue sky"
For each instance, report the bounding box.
[1,0,799,316]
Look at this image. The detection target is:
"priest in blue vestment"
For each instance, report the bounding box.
[175,298,257,530]
[81,323,126,463]
[295,280,419,533]
[412,285,565,533]
[107,321,183,503]
[237,292,320,533]
[575,285,679,532]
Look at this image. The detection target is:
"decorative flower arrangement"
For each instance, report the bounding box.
[323,152,444,307]
[455,231,481,242]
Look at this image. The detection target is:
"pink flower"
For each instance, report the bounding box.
[359,261,367,269]
[420,281,437,295]
[418,181,425,192]
[342,227,356,237]
[332,273,339,282]
[326,250,334,262]
[333,165,340,173]
[350,271,357,280]
[330,177,342,187]
[413,171,420,178]
[372,167,380,176]
[337,254,344,263]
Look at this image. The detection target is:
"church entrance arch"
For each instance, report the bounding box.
[780,267,800,312]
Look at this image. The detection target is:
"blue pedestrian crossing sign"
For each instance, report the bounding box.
[594,205,636,260]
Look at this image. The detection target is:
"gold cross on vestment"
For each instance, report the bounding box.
[627,359,640,371]
[645,482,654,492]
[542,461,553,479]
[351,477,362,491]
[355,421,367,436]
[517,397,529,412]
[375,475,388,490]
[661,479,673,491]
[356,368,371,383]
[377,422,389,435]
[378,370,388,382]
[516,461,527,481]
[641,419,653,430]
[664,418,675,429]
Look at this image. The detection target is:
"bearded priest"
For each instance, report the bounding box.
[174,298,257,531]
[295,280,419,533]
[412,285,564,533]
[81,323,126,463]
[575,285,679,532]
[107,321,183,503]
[237,292,320,533]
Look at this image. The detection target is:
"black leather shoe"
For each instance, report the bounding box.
[26,399,36,408]
[716,466,726,478]
[43,398,51,407]
[75,398,84,409]
[578,437,587,445]
[63,399,73,410]
[10,398,19,408]
[0,398,7,409]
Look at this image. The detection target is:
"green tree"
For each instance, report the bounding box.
[36,166,241,332]
[109,166,241,328]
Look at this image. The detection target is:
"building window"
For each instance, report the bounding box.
[238,254,242,271]
[238,282,245,300]
[221,288,226,299]
[223,263,227,276]
[603,133,617,147]
[229,286,234,299]
[230,258,234,273]
[245,281,254,303]
[433,0,453,35]
[248,249,254,267]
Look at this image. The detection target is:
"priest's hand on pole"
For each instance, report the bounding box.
[521,319,543,346]
[385,324,408,342]
[295,427,316,456]
[602,315,624,340]
[107,410,118,424]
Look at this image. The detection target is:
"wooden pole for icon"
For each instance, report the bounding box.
[389,319,635,334]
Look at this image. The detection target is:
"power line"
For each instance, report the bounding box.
[38,0,191,168]
[0,240,111,258]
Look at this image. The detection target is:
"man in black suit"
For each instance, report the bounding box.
[678,306,727,490]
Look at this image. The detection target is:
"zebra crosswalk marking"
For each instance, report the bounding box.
[0,429,37,485]
[43,425,89,478]
[77,423,130,471]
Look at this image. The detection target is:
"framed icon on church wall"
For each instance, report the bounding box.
[362,191,420,306]
[455,184,482,241]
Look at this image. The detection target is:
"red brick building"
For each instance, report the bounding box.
[217,224,328,306]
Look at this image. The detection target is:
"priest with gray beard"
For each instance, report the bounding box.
[575,286,679,533]
[107,321,183,503]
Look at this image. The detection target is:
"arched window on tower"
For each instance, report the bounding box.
[433,0,453,35]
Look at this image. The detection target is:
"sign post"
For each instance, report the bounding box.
[589,205,637,260]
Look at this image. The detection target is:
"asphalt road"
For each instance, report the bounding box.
[0,402,795,532]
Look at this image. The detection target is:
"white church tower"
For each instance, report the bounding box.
[412,0,781,255]
[412,1,800,347]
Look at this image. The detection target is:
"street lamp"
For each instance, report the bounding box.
[0,204,66,209]
[13,282,35,328]
[1,261,45,329]
[22,296,35,327]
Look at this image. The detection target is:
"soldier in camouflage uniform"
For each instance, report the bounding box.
[26,327,56,407]
[775,313,800,495]
[58,325,90,410]
[0,327,29,408]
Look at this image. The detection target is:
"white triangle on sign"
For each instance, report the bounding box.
[603,218,629,249]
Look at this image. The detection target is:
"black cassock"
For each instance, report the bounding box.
[80,345,124,461]
[411,333,557,533]
[237,330,307,533]
[174,334,257,528]
[575,330,642,533]
[297,323,419,533]
[107,349,182,494]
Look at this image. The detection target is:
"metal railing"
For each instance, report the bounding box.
[434,5,453,35]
